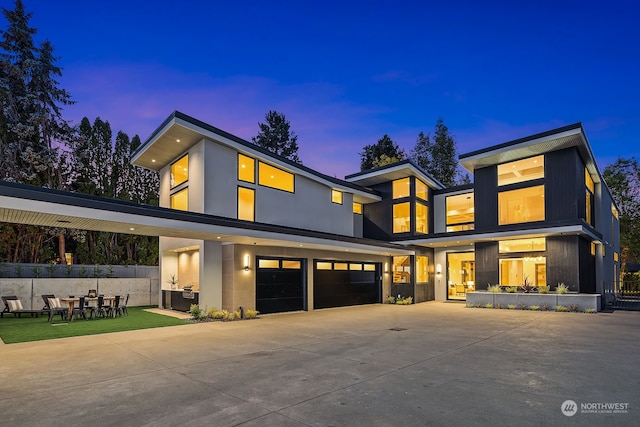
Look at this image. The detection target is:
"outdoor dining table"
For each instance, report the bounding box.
[59,296,116,321]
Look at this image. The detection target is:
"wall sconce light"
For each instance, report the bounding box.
[436,264,442,276]
[243,254,250,272]
[384,262,390,274]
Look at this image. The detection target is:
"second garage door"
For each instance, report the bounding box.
[313,260,380,309]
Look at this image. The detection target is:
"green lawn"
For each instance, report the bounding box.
[0,307,190,344]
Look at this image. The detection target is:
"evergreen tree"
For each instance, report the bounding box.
[252,110,301,163]
[410,118,463,187]
[360,134,405,170]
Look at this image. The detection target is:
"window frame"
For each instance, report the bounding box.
[238,153,256,183]
[237,186,255,222]
[170,154,189,189]
[170,187,189,211]
[497,155,544,186]
[331,189,343,205]
[258,161,295,193]
[498,185,545,225]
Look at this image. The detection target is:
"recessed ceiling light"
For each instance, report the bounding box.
[176,139,180,142]
[152,159,156,163]
[129,227,135,231]
[57,220,71,223]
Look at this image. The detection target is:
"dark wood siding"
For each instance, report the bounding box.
[363,181,393,240]
[473,166,498,231]
[546,236,579,292]
[475,241,499,288]
[414,247,435,303]
[579,237,596,293]
[545,148,584,223]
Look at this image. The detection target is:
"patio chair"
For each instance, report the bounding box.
[72,296,89,320]
[1,295,44,318]
[107,295,122,318]
[41,294,68,322]
[87,289,97,298]
[120,294,129,316]
[89,296,107,319]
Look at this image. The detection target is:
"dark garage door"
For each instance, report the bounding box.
[256,258,305,314]
[313,261,380,309]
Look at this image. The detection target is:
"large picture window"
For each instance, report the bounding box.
[499,257,546,287]
[331,189,343,204]
[258,162,294,193]
[447,252,475,300]
[393,202,411,233]
[170,187,188,211]
[170,154,188,188]
[238,187,255,221]
[498,185,544,225]
[446,193,474,232]
[497,155,544,186]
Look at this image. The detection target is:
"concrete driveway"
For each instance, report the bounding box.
[0,302,638,426]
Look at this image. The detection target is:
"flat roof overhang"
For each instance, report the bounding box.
[458,123,603,183]
[0,181,411,257]
[131,111,381,204]
[396,224,603,249]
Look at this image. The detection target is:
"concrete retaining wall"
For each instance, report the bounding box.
[0,278,159,310]
[466,291,601,311]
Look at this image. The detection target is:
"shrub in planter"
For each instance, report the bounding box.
[556,283,569,294]
[385,296,396,304]
[541,303,550,311]
[530,305,540,311]
[485,303,493,309]
[505,286,518,293]
[520,276,536,293]
[245,309,259,319]
[538,285,550,294]
[555,305,569,312]
[189,304,202,319]
[518,303,527,310]
[507,304,516,310]
[487,284,502,293]
[585,308,597,314]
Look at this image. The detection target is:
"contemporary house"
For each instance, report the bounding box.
[131,112,620,314]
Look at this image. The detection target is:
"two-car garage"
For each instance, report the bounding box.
[255,257,381,314]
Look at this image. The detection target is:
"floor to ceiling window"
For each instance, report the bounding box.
[447,252,475,300]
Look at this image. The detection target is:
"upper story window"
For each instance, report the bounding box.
[238,187,255,221]
[497,155,544,186]
[415,202,428,233]
[170,187,188,211]
[238,154,255,183]
[393,202,410,233]
[258,162,294,193]
[393,178,410,199]
[498,185,545,225]
[353,202,362,214]
[331,189,343,204]
[499,237,546,253]
[415,179,428,200]
[170,154,189,188]
[446,193,474,232]
[585,169,595,226]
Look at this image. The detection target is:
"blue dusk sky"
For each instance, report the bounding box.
[18,0,640,179]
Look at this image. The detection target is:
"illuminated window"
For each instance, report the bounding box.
[498,155,544,186]
[585,168,594,226]
[363,264,376,271]
[499,257,546,287]
[170,154,189,188]
[170,188,188,211]
[334,263,348,270]
[612,203,619,219]
[238,187,255,221]
[499,238,546,253]
[316,262,332,270]
[349,263,363,271]
[393,178,410,199]
[446,193,474,232]
[591,242,596,256]
[393,256,411,283]
[416,256,428,283]
[498,185,545,225]
[393,202,411,233]
[331,189,343,204]
[585,169,594,193]
[447,252,475,300]
[238,154,255,183]
[614,252,619,262]
[282,260,301,269]
[416,179,428,200]
[258,259,279,269]
[611,204,618,248]
[415,202,428,234]
[353,202,362,214]
[258,162,294,192]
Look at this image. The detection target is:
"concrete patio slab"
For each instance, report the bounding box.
[0,302,638,426]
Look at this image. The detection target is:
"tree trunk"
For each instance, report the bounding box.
[58,233,67,264]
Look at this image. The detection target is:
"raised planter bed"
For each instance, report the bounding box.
[466,291,601,312]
